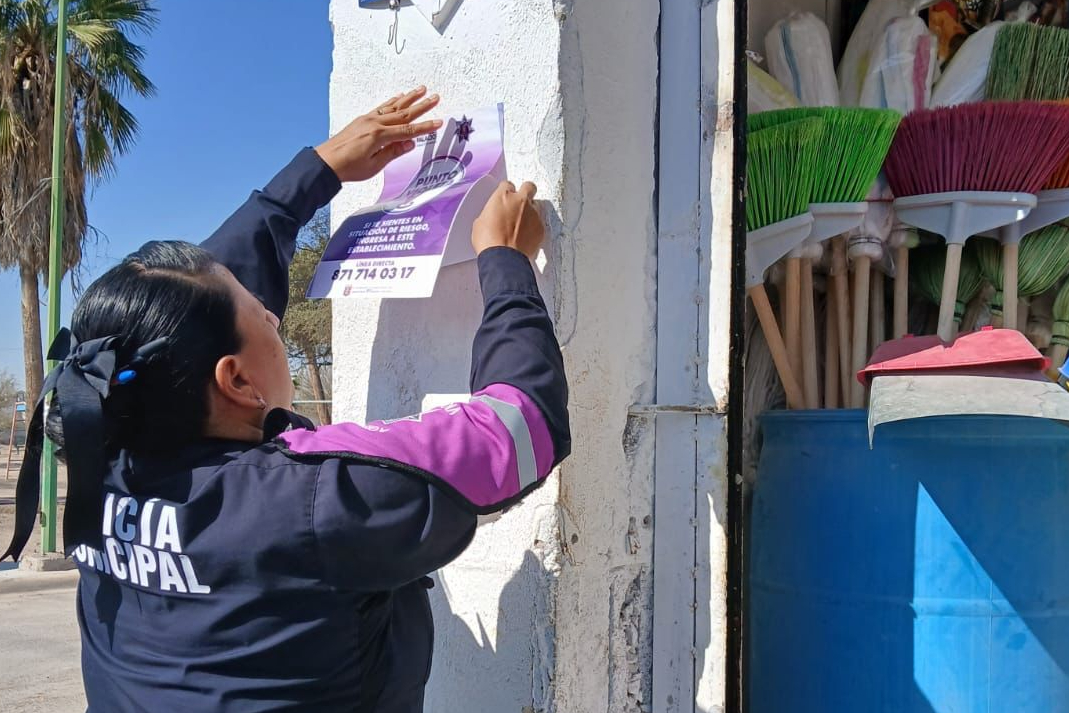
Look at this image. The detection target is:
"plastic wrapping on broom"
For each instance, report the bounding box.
[838,0,939,106]
[930,21,1003,107]
[858,16,940,114]
[846,183,893,260]
[747,59,800,114]
[765,12,839,106]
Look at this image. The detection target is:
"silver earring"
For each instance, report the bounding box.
[257,397,267,411]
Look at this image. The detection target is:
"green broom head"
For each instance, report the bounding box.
[1053,278,1069,348]
[885,102,1069,197]
[746,118,823,232]
[976,223,1069,316]
[911,239,985,323]
[748,107,901,203]
[987,23,1069,101]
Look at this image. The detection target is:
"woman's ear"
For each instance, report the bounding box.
[212,355,262,410]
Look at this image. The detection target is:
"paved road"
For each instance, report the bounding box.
[0,570,85,712]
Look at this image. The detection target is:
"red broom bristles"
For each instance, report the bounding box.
[885,101,1069,197]
[1045,99,1069,190]
[1049,156,1069,190]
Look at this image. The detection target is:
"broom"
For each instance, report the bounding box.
[764,12,840,107]
[748,59,801,114]
[1049,278,1069,379]
[884,101,1069,341]
[761,13,839,406]
[749,108,900,408]
[846,15,932,395]
[985,29,1069,330]
[910,241,985,336]
[930,21,1004,108]
[986,23,1069,102]
[975,223,1069,329]
[746,119,823,410]
[838,0,938,107]
[1027,288,1055,352]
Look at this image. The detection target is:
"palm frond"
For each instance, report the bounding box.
[71,31,154,96]
[0,0,154,275]
[0,107,19,155]
[69,0,158,35]
[66,19,116,51]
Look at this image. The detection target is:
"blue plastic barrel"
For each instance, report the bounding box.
[749,410,1069,713]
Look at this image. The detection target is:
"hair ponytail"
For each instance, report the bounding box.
[3,241,240,561]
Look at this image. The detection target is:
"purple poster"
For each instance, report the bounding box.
[309,104,506,299]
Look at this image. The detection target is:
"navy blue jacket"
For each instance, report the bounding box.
[70,149,570,712]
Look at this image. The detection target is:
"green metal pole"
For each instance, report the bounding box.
[41,0,69,554]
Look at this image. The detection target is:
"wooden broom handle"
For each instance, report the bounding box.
[894,245,909,339]
[832,238,852,402]
[785,257,803,386]
[825,285,840,409]
[800,260,819,409]
[1003,242,1020,331]
[870,269,885,355]
[937,243,963,342]
[850,256,872,408]
[749,284,805,410]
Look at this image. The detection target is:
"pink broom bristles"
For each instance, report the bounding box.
[885,101,1069,197]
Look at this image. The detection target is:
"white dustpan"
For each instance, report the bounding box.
[893,191,1036,340]
[746,213,813,409]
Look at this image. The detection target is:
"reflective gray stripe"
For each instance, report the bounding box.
[471,395,539,490]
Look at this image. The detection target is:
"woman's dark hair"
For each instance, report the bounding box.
[46,241,240,454]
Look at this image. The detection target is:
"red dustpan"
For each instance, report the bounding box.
[860,328,1069,447]
[857,328,1050,386]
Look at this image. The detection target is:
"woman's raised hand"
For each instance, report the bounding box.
[472,181,544,259]
[316,87,442,183]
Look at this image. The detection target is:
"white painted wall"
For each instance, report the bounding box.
[328,1,728,712]
[328,3,564,711]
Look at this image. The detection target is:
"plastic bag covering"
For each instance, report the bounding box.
[839,0,938,106]
[858,16,939,113]
[765,12,840,106]
[748,60,800,114]
[847,175,895,251]
[930,21,1003,107]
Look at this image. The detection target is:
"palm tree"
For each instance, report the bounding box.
[0,0,155,404]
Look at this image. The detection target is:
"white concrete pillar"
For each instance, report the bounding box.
[328,1,733,711]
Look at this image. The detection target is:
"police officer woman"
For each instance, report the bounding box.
[1,86,570,712]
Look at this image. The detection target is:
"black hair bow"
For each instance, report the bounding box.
[0,329,167,562]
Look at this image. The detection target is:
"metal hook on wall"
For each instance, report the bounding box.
[387,0,406,54]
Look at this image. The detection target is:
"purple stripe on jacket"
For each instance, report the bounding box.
[278,383,555,510]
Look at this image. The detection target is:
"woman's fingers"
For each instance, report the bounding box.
[379,118,443,143]
[379,94,440,125]
[518,182,537,201]
[391,86,429,112]
[372,92,404,115]
[369,139,418,173]
[371,86,426,116]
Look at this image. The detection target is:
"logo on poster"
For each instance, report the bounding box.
[387,156,467,214]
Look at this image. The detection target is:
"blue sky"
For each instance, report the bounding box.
[0,0,332,384]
